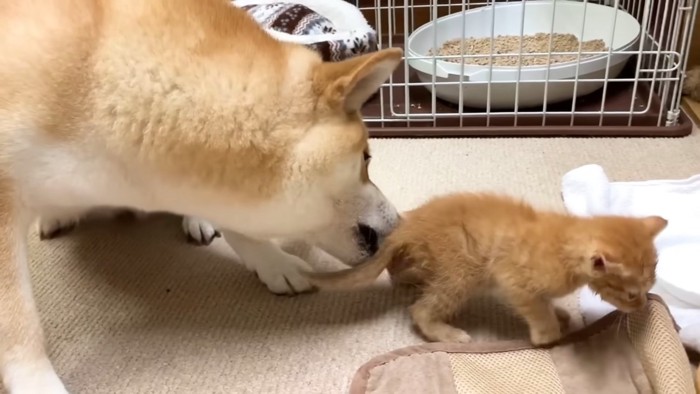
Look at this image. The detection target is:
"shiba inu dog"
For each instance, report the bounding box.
[0,0,401,392]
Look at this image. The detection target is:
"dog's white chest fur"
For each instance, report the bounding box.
[9,133,146,213]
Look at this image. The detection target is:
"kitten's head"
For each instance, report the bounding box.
[586,215,668,313]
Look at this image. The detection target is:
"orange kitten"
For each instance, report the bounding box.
[303,192,667,346]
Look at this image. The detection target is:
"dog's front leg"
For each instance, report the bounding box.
[222,231,314,295]
[0,201,67,393]
[275,239,343,270]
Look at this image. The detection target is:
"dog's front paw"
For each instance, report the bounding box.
[222,231,316,295]
[182,216,220,246]
[247,254,315,295]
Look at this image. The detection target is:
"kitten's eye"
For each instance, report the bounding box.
[363,151,372,163]
[627,292,637,301]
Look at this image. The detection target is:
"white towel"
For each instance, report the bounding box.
[561,164,700,352]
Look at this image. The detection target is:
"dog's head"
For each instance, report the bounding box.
[291,47,403,265]
[308,149,401,266]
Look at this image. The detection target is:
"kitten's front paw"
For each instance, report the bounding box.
[529,327,563,346]
[418,324,472,343]
[438,328,473,343]
[182,216,220,246]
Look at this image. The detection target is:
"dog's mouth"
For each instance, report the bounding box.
[356,223,379,256]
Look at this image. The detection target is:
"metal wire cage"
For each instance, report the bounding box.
[352,0,698,136]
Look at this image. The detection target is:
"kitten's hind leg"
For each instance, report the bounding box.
[409,288,472,343]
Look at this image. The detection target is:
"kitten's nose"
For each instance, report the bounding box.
[358,224,379,255]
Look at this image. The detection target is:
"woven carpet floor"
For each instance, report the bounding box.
[15,129,700,393]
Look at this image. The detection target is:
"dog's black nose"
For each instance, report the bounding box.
[357,224,379,255]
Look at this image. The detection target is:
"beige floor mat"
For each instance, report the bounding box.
[351,296,695,394]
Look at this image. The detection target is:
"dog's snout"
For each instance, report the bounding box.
[357,224,379,254]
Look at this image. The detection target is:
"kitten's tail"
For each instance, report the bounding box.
[302,240,405,291]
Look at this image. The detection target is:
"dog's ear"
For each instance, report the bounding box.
[314,48,402,113]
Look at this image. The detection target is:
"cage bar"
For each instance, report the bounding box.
[353,0,696,137]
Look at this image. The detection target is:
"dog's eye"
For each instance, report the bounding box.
[363,151,371,162]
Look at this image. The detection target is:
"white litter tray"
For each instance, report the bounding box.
[406,1,641,109]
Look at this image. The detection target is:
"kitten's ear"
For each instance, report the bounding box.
[589,253,621,276]
[641,216,668,237]
[591,254,608,274]
[313,48,403,113]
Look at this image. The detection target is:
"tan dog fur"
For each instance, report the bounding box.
[0,0,402,392]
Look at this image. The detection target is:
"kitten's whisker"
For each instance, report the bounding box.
[613,314,625,340]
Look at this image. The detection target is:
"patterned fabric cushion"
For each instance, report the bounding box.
[239,2,378,62]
